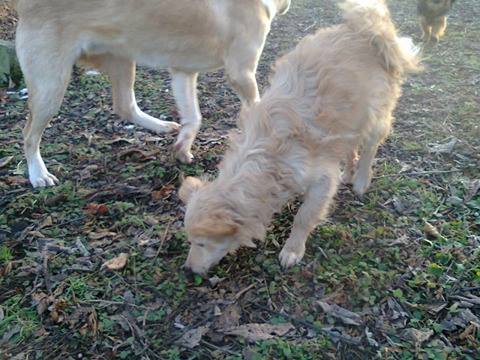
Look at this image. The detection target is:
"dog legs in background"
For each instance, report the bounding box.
[279,168,340,268]
[420,16,432,42]
[421,16,447,43]
[431,16,447,42]
[170,71,202,163]
[225,46,261,104]
[226,66,260,104]
[89,54,180,134]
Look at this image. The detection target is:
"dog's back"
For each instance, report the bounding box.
[250,0,420,159]
[15,0,265,69]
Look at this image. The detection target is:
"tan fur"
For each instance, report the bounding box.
[180,0,421,274]
[14,0,290,187]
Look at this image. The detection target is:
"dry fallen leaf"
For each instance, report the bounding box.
[423,220,446,240]
[221,323,294,342]
[85,203,109,216]
[317,301,363,326]
[401,328,433,345]
[175,325,210,348]
[102,253,129,270]
[39,216,53,229]
[428,138,457,154]
[0,156,14,168]
[214,303,241,330]
[152,186,175,201]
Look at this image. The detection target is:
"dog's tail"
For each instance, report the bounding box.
[339,0,421,75]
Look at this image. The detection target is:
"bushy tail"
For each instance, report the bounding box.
[339,0,421,75]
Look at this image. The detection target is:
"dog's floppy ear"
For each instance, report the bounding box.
[178,176,205,203]
[190,210,239,237]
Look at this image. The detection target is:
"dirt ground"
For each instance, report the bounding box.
[1,0,479,359]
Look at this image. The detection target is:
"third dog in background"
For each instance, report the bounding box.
[417,0,456,43]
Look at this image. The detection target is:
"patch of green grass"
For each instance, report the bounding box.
[246,337,335,360]
[0,294,41,344]
[0,245,13,264]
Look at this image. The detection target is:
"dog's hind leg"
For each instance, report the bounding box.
[279,167,340,268]
[352,116,391,196]
[171,70,201,163]
[432,16,447,42]
[225,43,261,105]
[420,16,432,42]
[225,65,260,105]
[342,148,359,184]
[83,54,180,134]
[16,27,76,187]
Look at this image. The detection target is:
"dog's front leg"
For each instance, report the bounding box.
[170,70,201,164]
[279,171,340,268]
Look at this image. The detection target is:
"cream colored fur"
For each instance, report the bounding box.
[14,0,290,187]
[180,0,421,274]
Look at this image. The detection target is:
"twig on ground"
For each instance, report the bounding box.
[155,220,172,259]
[42,251,52,294]
[373,169,462,179]
[234,283,256,301]
[80,299,149,309]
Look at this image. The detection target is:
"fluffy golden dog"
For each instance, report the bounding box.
[417,0,456,43]
[179,0,421,274]
[14,0,290,187]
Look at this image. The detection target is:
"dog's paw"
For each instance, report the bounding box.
[279,247,304,269]
[174,137,195,163]
[176,151,194,164]
[157,120,181,133]
[30,171,59,188]
[352,175,371,196]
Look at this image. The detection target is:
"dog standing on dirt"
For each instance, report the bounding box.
[179,0,421,274]
[13,0,290,187]
[417,0,456,43]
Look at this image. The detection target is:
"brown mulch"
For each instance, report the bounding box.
[0,4,17,41]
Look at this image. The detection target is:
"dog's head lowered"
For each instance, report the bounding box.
[179,177,256,275]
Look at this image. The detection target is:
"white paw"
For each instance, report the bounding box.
[352,176,370,196]
[155,120,181,134]
[173,133,195,164]
[175,147,194,164]
[30,171,59,188]
[130,108,180,134]
[279,247,304,269]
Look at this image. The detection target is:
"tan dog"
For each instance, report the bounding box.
[417,0,456,43]
[179,0,421,274]
[14,0,290,187]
